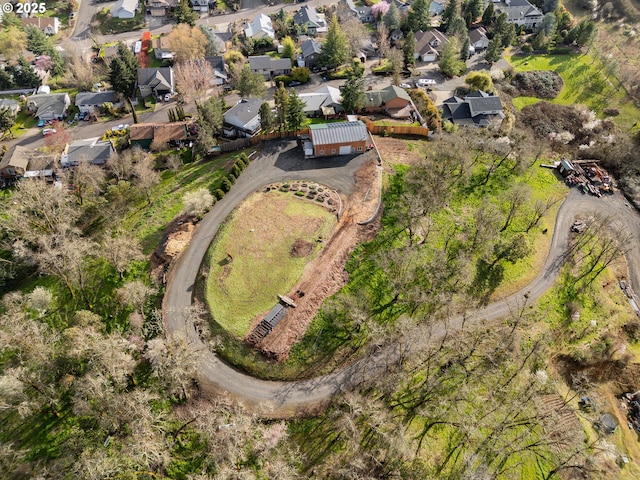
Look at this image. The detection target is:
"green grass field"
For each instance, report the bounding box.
[507,53,640,130]
[205,191,336,337]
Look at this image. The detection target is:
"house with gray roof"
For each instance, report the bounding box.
[414,29,450,62]
[0,99,20,116]
[306,121,369,157]
[137,67,175,98]
[244,13,275,40]
[299,85,343,117]
[495,0,543,29]
[248,56,292,80]
[293,6,327,36]
[26,92,70,121]
[337,0,375,22]
[468,27,489,51]
[61,138,116,167]
[111,0,139,19]
[298,39,322,69]
[205,56,228,85]
[223,99,262,138]
[430,0,445,15]
[75,91,121,114]
[440,90,504,127]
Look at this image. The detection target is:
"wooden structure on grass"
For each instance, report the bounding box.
[246,296,296,344]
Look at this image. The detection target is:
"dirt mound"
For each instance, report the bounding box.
[150,214,197,284]
[554,355,640,395]
[290,239,315,258]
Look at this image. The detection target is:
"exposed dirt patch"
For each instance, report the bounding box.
[151,214,197,284]
[290,239,315,258]
[256,159,382,360]
[554,355,640,396]
[536,394,585,455]
[375,136,425,171]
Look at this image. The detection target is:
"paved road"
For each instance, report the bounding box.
[163,144,640,416]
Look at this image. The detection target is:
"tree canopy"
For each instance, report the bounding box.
[237,64,267,98]
[319,15,348,70]
[109,42,139,99]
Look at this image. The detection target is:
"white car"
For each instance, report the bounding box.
[163,93,171,102]
[111,124,129,132]
[42,128,57,136]
[400,83,412,89]
[416,78,437,87]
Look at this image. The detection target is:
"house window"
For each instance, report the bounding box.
[331,149,336,154]
[357,146,362,151]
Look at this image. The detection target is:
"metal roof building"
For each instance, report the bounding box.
[307,121,369,158]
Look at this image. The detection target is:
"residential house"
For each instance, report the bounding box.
[0,99,20,116]
[129,122,189,149]
[26,92,70,121]
[414,29,450,62]
[0,145,56,180]
[248,56,292,80]
[297,39,322,69]
[244,13,275,40]
[299,85,343,117]
[153,36,175,61]
[75,91,121,114]
[61,138,116,167]
[293,6,327,36]
[205,56,228,85]
[145,0,177,18]
[495,0,543,29]
[363,85,412,118]
[440,90,505,126]
[390,29,403,43]
[223,99,262,138]
[468,27,489,50]
[430,0,445,15]
[305,121,369,157]
[393,0,412,14]
[337,0,375,23]
[191,0,209,12]
[111,0,139,19]
[22,17,60,35]
[137,67,175,98]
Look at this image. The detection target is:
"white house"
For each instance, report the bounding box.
[111,0,139,19]
[244,13,275,40]
[495,0,543,29]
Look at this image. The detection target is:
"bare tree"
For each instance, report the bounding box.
[71,160,106,205]
[174,59,216,104]
[108,151,134,181]
[377,23,391,60]
[132,154,161,205]
[101,233,145,278]
[342,16,370,59]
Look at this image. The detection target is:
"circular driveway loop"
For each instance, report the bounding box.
[164,142,640,415]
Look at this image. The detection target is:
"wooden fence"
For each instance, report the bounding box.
[365,122,429,137]
[218,129,310,153]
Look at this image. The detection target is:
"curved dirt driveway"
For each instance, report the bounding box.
[164,142,640,415]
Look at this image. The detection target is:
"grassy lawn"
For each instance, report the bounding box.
[95,9,145,35]
[135,96,156,113]
[6,111,38,138]
[205,191,336,337]
[507,53,640,130]
[122,151,239,253]
[511,95,541,110]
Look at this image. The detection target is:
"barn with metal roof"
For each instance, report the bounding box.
[306,121,369,158]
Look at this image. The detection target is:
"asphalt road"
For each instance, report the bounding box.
[163,145,640,416]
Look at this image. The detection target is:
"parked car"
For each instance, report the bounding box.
[37,119,45,128]
[416,78,437,87]
[111,124,129,132]
[42,128,57,136]
[289,81,302,87]
[164,93,171,102]
[82,111,90,121]
[400,83,412,89]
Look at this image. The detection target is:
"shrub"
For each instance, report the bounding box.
[291,67,311,83]
[273,75,292,86]
[511,70,563,99]
[295,190,305,196]
[215,189,225,200]
[221,178,232,192]
[232,164,242,177]
[182,187,214,217]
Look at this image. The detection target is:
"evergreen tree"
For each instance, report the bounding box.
[460,36,471,61]
[109,43,139,99]
[319,15,348,70]
[237,64,267,98]
[9,57,41,88]
[406,0,432,32]
[285,89,306,131]
[542,0,559,14]
[383,2,402,31]
[340,61,366,114]
[482,3,495,26]
[0,68,13,89]
[447,15,468,41]
[538,12,557,36]
[532,31,548,51]
[441,0,458,32]
[566,18,596,47]
[259,102,276,133]
[403,31,416,67]
[493,12,517,47]
[195,96,224,155]
[174,0,198,27]
[0,107,16,139]
[274,82,289,131]
[25,26,49,55]
[438,40,466,77]
[465,0,484,21]
[485,35,503,63]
